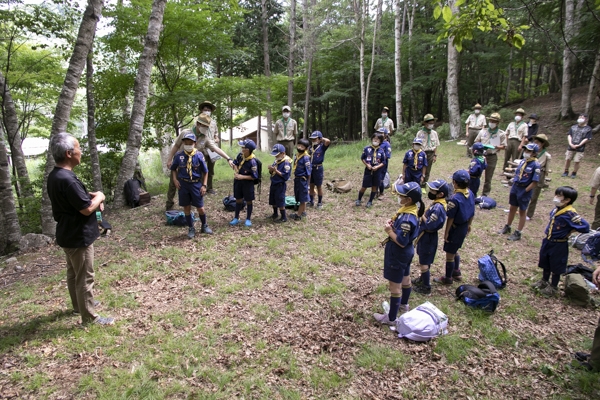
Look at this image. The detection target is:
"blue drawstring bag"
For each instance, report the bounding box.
[478,250,507,289]
[475,196,496,209]
[456,281,501,313]
[165,210,189,226]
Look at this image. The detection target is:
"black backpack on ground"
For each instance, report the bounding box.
[124,178,145,208]
[223,195,246,212]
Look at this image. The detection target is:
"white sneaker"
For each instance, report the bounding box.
[373,312,396,326]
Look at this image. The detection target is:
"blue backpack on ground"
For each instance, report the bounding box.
[582,232,600,263]
[223,195,246,212]
[478,250,507,289]
[475,196,496,209]
[165,210,188,226]
[456,281,501,312]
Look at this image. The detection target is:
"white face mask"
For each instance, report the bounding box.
[522,152,532,159]
[203,110,211,116]
[577,118,585,125]
[427,124,434,130]
[515,115,522,122]
[553,196,564,207]
[283,112,290,118]
[474,110,480,114]
[488,122,497,129]
[372,141,380,146]
[183,145,194,152]
[382,113,388,118]
[397,196,404,205]
[413,144,421,151]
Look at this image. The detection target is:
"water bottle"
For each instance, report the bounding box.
[382,301,390,314]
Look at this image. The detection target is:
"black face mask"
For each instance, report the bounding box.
[428,192,438,201]
[297,148,305,153]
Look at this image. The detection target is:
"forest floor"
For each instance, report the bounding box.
[1,87,600,399]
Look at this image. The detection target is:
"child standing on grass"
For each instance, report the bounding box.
[468,142,487,197]
[356,133,386,208]
[374,181,425,325]
[308,131,331,210]
[170,132,213,238]
[378,128,392,200]
[291,138,312,221]
[413,180,449,295]
[230,139,259,227]
[434,170,475,285]
[267,144,292,223]
[532,186,589,297]
[402,138,428,185]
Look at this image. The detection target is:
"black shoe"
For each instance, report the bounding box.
[574,352,591,362]
[268,213,278,220]
[411,276,423,285]
[275,218,288,223]
[413,284,431,295]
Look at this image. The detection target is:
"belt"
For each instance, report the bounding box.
[516,183,529,187]
[181,178,200,183]
[313,164,322,167]
[295,176,307,181]
[547,238,568,243]
[425,150,435,154]
[424,230,437,233]
[470,175,481,178]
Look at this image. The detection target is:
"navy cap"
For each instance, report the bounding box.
[472,142,484,152]
[377,127,389,135]
[394,181,422,203]
[238,139,257,151]
[309,131,323,139]
[452,169,470,184]
[270,143,285,155]
[413,137,423,145]
[427,179,449,197]
[524,143,539,153]
[183,132,197,142]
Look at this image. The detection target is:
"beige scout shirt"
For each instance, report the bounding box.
[415,129,440,152]
[475,128,507,154]
[374,117,395,133]
[537,149,551,174]
[465,114,486,129]
[172,126,219,154]
[274,118,298,141]
[504,121,528,141]
[590,166,600,189]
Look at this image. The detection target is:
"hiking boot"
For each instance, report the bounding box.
[187,226,196,239]
[201,224,213,234]
[498,225,511,235]
[540,284,559,297]
[433,276,453,285]
[411,276,423,286]
[268,213,278,220]
[561,171,569,177]
[531,279,549,290]
[413,284,431,295]
[275,218,288,223]
[571,173,577,179]
[73,300,100,315]
[316,203,323,210]
[452,272,463,281]
[290,213,303,221]
[355,200,362,206]
[301,212,307,217]
[307,201,314,208]
[366,201,373,208]
[92,316,115,326]
[229,218,240,226]
[507,230,521,241]
[244,220,252,227]
[373,312,396,326]
[165,203,175,211]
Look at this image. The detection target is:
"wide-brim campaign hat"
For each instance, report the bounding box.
[199,101,215,112]
[488,112,501,121]
[422,114,436,123]
[195,114,212,127]
[473,103,482,109]
[282,105,291,112]
[515,108,526,115]
[533,133,549,148]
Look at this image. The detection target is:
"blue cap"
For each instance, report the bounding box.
[413,137,423,145]
[427,179,449,197]
[472,142,484,153]
[238,139,256,151]
[270,144,285,155]
[309,131,323,139]
[452,169,470,184]
[183,132,196,142]
[393,181,422,203]
[524,143,539,153]
[377,127,389,135]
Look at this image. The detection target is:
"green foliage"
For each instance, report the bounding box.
[76,145,124,201]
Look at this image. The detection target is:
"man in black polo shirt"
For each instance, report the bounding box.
[47,132,114,326]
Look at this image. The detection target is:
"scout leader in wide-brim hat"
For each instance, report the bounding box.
[199,101,216,112]
[533,133,550,148]
[195,113,212,127]
[488,112,502,122]
[422,114,436,124]
[515,108,526,115]
[473,103,482,109]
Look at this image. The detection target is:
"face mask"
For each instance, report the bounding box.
[515,115,522,122]
[311,140,318,146]
[297,147,305,153]
[428,192,437,201]
[283,112,290,118]
[529,119,536,125]
[488,122,497,129]
[577,118,585,124]
[474,110,480,114]
[382,113,388,118]
[184,145,194,152]
[397,196,404,205]
[276,154,284,160]
[522,152,531,159]
[427,124,434,130]
[372,141,380,146]
[203,110,212,116]
[553,197,564,207]
[413,144,421,151]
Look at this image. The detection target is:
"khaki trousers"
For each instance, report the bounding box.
[424,151,436,184]
[466,128,480,157]
[504,138,521,170]
[592,194,600,230]
[63,245,97,324]
[481,153,497,197]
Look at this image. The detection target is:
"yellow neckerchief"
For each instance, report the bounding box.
[368,145,380,166]
[412,148,422,168]
[454,187,469,198]
[238,153,255,171]
[391,204,419,221]
[293,150,309,174]
[310,143,322,162]
[518,157,538,180]
[184,148,197,179]
[430,198,448,211]
[547,205,576,239]
[274,155,292,165]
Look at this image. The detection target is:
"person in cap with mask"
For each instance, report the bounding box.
[291,138,312,220]
[374,106,395,135]
[373,181,425,325]
[498,142,541,241]
[468,142,487,197]
[199,101,219,194]
[526,134,551,220]
[308,130,331,209]
[402,138,428,185]
[503,108,528,170]
[413,179,449,295]
[376,128,391,199]
[562,113,592,179]
[415,114,440,185]
[526,113,539,142]
[273,105,298,157]
[465,103,486,157]
[356,133,386,208]
[531,186,589,297]
[231,139,259,227]
[267,144,292,223]
[434,170,475,285]
[166,114,235,210]
[475,112,506,196]
[170,132,213,238]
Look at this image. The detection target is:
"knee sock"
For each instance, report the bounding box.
[379,184,384,194]
[388,294,402,321]
[454,254,461,274]
[234,202,243,219]
[199,214,206,225]
[318,195,323,203]
[310,195,314,203]
[280,209,287,220]
[246,203,253,220]
[185,214,193,227]
[421,269,431,287]
[272,206,278,216]
[551,273,561,287]
[368,191,377,202]
[358,191,364,201]
[542,268,551,282]
[400,286,411,305]
[445,261,455,279]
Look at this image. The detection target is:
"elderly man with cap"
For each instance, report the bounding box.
[465,103,486,157]
[415,114,440,185]
[273,105,298,157]
[562,113,592,179]
[526,134,551,220]
[374,106,395,134]
[474,112,506,197]
[165,114,235,210]
[502,108,528,170]
[199,100,220,194]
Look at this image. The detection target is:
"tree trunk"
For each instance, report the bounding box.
[365,0,383,135]
[40,0,104,236]
[408,0,417,125]
[560,0,577,119]
[261,0,273,148]
[0,124,21,254]
[0,71,33,198]
[86,45,103,192]
[287,0,296,108]
[113,0,166,208]
[505,47,513,103]
[354,0,367,138]
[302,0,315,139]
[446,1,460,140]
[394,0,407,129]
[585,50,600,116]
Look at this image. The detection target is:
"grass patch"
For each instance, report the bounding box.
[355,342,411,372]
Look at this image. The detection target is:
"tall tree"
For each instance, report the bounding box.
[287,0,296,107]
[86,45,103,192]
[40,0,104,236]
[0,124,21,254]
[560,0,577,119]
[365,0,383,132]
[113,0,166,207]
[394,0,407,129]
[302,0,317,138]
[261,0,273,148]
[585,50,600,117]
[446,0,460,140]
[353,0,367,138]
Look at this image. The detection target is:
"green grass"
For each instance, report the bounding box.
[355,342,411,372]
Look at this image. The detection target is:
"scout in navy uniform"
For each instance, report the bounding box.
[308,131,331,209]
[402,137,428,185]
[498,143,541,241]
[413,179,449,295]
[231,139,259,227]
[434,170,475,285]
[377,128,392,199]
[355,133,386,208]
[373,181,425,325]
[170,132,213,238]
[267,144,292,223]
[532,186,590,297]
[291,138,312,221]
[468,142,487,197]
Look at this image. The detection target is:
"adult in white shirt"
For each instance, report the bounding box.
[465,103,486,157]
[474,112,506,196]
[374,106,395,135]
